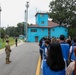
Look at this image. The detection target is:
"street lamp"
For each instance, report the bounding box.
[0,5,2,39]
[25,1,29,42]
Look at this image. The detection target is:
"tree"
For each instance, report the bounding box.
[17,22,24,35]
[17,22,30,36]
[2,22,30,38]
[1,28,6,42]
[49,0,76,27]
[68,27,76,38]
[1,28,5,38]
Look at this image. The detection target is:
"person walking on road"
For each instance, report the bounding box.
[5,40,12,64]
[66,46,76,75]
[59,35,70,66]
[15,37,18,47]
[43,42,65,75]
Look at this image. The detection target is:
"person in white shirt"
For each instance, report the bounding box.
[66,46,76,75]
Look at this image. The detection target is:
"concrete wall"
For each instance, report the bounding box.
[50,26,68,38]
[28,26,68,42]
[28,28,48,42]
[36,14,48,26]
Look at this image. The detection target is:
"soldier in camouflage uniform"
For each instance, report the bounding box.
[5,40,11,64]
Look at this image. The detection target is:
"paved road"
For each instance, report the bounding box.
[0,42,40,75]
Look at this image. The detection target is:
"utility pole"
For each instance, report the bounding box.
[0,5,2,39]
[0,5,2,48]
[24,10,26,41]
[25,1,29,42]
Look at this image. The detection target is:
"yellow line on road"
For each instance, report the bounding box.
[36,56,41,75]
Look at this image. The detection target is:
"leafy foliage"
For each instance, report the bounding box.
[49,0,76,27]
[0,22,31,38]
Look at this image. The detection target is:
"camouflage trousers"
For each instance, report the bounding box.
[5,51,10,59]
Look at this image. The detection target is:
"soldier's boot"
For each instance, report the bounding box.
[8,59,11,63]
[6,58,10,64]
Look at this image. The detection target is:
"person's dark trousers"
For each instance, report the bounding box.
[16,42,17,46]
[40,49,43,60]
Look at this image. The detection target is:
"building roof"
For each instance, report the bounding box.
[35,11,48,16]
[28,20,59,28]
[48,21,59,27]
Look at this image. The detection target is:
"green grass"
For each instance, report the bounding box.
[0,37,15,49]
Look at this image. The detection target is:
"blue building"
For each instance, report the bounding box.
[27,12,68,42]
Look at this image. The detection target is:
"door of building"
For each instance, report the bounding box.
[35,36,38,42]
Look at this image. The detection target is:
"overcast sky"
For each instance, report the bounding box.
[0,0,51,27]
